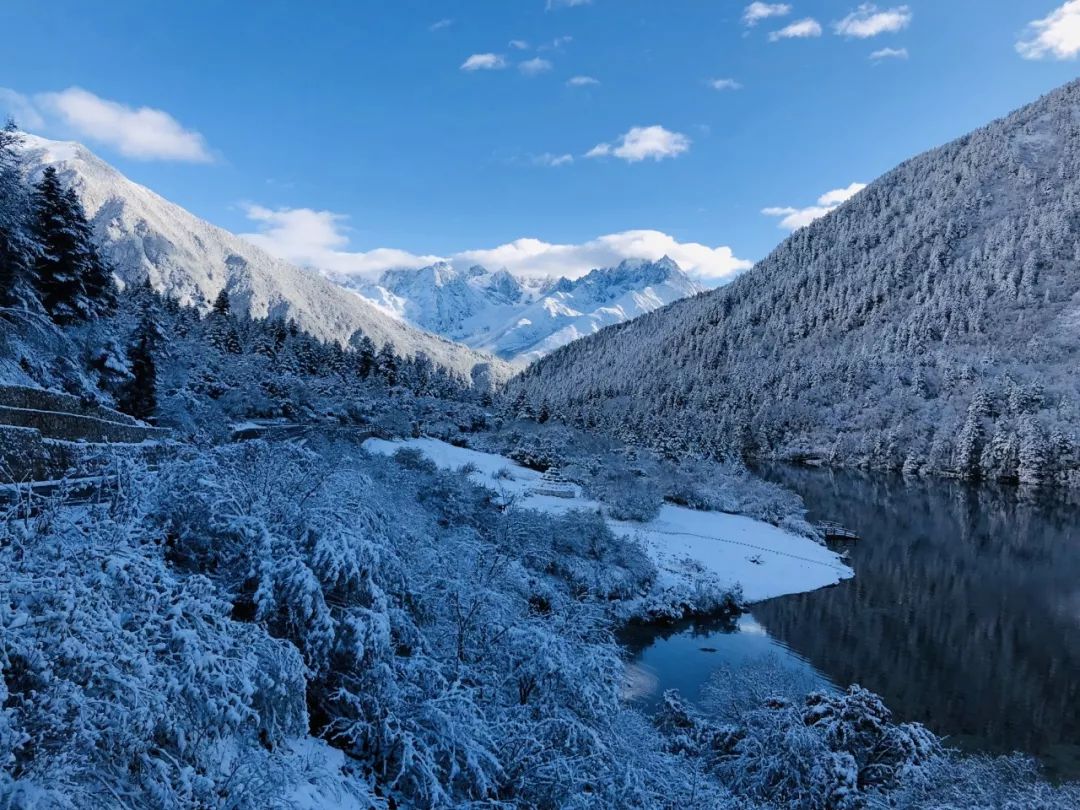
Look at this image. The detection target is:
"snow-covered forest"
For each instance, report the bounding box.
[3,117,1080,809]
[510,80,1080,488]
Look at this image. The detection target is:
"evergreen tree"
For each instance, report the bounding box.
[1018,416,1049,486]
[212,288,231,317]
[32,166,114,322]
[0,120,40,310]
[375,342,398,386]
[353,335,376,378]
[118,314,160,422]
[206,290,242,354]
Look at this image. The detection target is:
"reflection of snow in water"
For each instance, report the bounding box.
[623,613,831,711]
[621,663,659,702]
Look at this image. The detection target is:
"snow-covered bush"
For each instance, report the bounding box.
[874,751,1080,809]
[0,468,314,809]
[653,664,945,810]
[136,437,718,807]
[585,467,664,521]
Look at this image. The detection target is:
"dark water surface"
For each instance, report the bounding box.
[625,466,1080,777]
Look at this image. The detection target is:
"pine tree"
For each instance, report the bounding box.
[0,121,38,311]
[354,335,376,378]
[206,290,242,354]
[1018,416,1048,486]
[32,166,114,322]
[118,314,159,422]
[954,409,985,480]
[212,288,231,317]
[375,342,398,386]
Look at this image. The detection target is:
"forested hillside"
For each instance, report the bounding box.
[510,80,1080,487]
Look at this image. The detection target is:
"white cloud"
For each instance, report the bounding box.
[708,78,742,91]
[429,18,453,31]
[539,35,574,50]
[546,0,591,8]
[817,182,867,206]
[519,57,554,76]
[769,18,823,41]
[743,2,792,26]
[587,125,691,163]
[763,182,867,230]
[509,39,529,50]
[241,205,749,284]
[11,87,213,162]
[834,4,911,38]
[870,46,908,60]
[240,205,443,278]
[533,152,574,167]
[461,53,507,71]
[0,88,45,130]
[455,232,750,283]
[1017,1,1080,60]
[567,75,600,86]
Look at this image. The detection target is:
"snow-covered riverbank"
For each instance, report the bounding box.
[363,437,852,604]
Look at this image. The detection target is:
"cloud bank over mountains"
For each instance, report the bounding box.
[240,205,750,285]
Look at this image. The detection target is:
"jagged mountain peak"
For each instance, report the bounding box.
[351,255,704,364]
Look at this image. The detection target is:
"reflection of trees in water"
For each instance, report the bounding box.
[616,615,738,659]
[753,466,1080,757]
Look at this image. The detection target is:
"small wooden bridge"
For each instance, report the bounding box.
[815,521,860,542]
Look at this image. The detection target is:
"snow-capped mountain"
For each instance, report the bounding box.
[338,257,703,364]
[16,135,508,380]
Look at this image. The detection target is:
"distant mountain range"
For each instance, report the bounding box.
[17,135,508,380]
[337,257,703,364]
[17,135,707,371]
[510,79,1080,487]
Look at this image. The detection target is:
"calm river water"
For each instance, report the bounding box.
[623,466,1080,778]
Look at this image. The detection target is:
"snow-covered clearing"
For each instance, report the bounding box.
[363,437,853,603]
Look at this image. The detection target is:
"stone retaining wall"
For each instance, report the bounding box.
[0,385,141,426]
[0,405,169,444]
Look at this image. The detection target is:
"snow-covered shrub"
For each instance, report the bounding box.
[502,507,656,601]
[138,436,724,807]
[0,473,311,809]
[654,666,945,810]
[585,467,664,521]
[629,576,743,624]
[873,750,1080,809]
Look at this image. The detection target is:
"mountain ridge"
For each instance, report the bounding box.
[340,256,703,364]
[509,78,1080,486]
[16,134,509,380]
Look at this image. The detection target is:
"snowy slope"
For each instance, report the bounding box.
[16,135,508,380]
[363,437,852,603]
[340,257,703,364]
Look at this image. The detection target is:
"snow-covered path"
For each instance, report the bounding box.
[363,438,853,603]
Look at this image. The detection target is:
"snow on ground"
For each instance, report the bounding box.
[285,738,372,810]
[363,438,853,603]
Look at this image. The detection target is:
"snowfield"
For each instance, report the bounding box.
[363,437,853,603]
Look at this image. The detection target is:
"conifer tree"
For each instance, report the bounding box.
[0,120,40,310]
[119,313,160,422]
[376,342,398,386]
[206,289,242,353]
[354,335,376,378]
[212,288,231,317]
[32,166,114,322]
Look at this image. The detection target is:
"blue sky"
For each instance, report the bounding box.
[2,1,1078,284]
